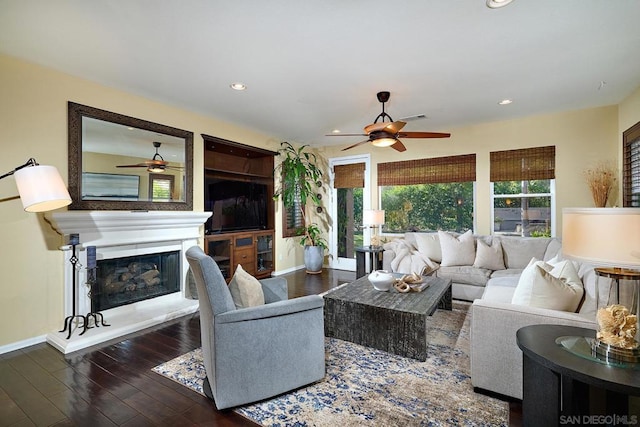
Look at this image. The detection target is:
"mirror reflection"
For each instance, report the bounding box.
[68,102,194,211]
[82,117,186,202]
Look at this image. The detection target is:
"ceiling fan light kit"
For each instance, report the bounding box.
[327,91,451,152]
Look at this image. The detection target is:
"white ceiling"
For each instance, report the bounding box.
[2,1,640,148]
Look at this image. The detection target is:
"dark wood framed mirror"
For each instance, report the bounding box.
[68,102,193,210]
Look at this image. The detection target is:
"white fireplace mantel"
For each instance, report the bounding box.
[46,210,211,353]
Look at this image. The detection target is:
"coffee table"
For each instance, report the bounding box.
[323,274,452,360]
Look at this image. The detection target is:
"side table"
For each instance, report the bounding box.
[355,246,384,279]
[516,324,640,427]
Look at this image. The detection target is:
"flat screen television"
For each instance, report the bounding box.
[205,177,268,233]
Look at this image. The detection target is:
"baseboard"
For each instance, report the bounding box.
[0,334,47,355]
[272,264,306,276]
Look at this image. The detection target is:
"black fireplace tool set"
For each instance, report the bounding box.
[59,234,110,340]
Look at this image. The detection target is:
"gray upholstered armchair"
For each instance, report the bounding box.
[185,246,325,409]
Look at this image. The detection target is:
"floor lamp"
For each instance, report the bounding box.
[0,158,71,212]
[562,207,640,363]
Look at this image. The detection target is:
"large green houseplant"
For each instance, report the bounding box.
[273,141,328,273]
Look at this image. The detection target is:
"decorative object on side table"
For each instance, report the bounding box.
[583,161,617,207]
[362,209,385,247]
[562,207,640,363]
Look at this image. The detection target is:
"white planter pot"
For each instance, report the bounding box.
[304,245,324,274]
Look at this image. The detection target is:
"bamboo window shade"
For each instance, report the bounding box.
[333,163,365,188]
[377,154,476,186]
[490,146,555,182]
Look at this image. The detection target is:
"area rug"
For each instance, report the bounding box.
[152,302,508,426]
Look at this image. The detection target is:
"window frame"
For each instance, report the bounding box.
[490,179,556,237]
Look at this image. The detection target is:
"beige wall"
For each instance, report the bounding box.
[0,54,290,348]
[320,105,621,236]
[1,51,638,349]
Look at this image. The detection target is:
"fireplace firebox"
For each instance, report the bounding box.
[93,250,180,312]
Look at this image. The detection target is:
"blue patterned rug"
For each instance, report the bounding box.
[152,302,508,426]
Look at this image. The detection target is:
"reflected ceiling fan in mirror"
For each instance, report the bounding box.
[327,91,451,152]
[116,142,183,173]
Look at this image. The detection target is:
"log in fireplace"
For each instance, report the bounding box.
[93,250,180,312]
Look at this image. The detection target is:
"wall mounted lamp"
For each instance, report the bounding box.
[0,158,72,212]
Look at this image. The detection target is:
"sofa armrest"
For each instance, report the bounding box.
[259,277,288,303]
[470,299,596,400]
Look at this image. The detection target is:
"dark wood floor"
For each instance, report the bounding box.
[1,268,521,426]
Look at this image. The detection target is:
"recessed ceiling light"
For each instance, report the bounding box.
[331,129,341,133]
[486,0,514,9]
[230,82,247,91]
[498,99,513,105]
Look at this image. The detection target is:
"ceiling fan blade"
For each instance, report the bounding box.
[397,131,451,139]
[341,139,371,151]
[116,164,147,168]
[325,133,368,137]
[390,140,406,152]
[385,121,406,134]
[364,121,406,134]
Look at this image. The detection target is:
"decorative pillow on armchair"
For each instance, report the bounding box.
[438,230,475,267]
[229,264,265,309]
[511,258,584,312]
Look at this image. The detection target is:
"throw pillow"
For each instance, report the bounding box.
[438,230,475,267]
[511,258,584,312]
[473,240,506,270]
[228,264,265,309]
[414,233,442,263]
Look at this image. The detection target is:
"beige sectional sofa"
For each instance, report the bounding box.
[382,231,611,400]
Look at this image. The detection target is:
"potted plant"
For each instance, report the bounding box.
[273,141,327,273]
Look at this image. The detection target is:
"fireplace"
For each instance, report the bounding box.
[46,211,211,353]
[94,250,181,312]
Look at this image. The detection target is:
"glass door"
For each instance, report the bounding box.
[329,155,370,271]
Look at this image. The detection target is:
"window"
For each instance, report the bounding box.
[490,146,555,237]
[623,121,640,207]
[149,174,174,201]
[379,154,476,233]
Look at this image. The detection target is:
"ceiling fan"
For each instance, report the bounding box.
[327,91,451,152]
[116,142,181,173]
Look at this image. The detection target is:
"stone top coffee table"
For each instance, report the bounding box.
[323,274,452,361]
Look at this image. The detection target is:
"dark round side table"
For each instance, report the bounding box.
[355,246,384,279]
[516,324,640,427]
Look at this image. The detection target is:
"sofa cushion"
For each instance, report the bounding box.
[490,268,524,278]
[437,265,492,287]
[414,233,442,263]
[511,258,584,312]
[473,240,506,270]
[499,236,551,269]
[439,230,475,266]
[228,264,265,309]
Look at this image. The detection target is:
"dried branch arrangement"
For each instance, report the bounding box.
[584,161,617,207]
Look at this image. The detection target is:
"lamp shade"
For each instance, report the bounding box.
[363,209,385,226]
[14,165,72,212]
[562,208,640,269]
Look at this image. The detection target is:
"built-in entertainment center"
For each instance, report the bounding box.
[202,134,277,281]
